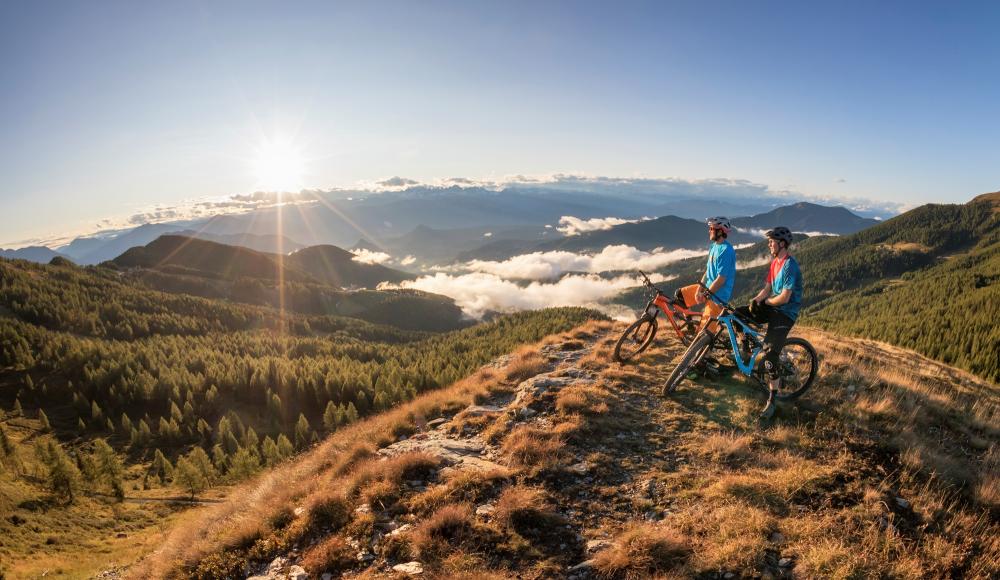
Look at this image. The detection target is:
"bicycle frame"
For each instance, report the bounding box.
[646,292,700,339]
[710,313,764,376]
[697,282,766,377]
[635,270,700,342]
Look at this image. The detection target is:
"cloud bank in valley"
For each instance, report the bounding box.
[388,243,700,318]
[556,215,652,236]
[382,272,656,320]
[461,245,705,281]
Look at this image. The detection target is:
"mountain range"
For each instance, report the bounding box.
[6,189,882,267]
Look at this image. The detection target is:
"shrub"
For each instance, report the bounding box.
[501,426,565,471]
[412,503,477,562]
[301,535,355,575]
[592,523,690,579]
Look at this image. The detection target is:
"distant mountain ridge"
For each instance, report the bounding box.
[112,235,411,289]
[0,246,71,263]
[732,201,879,234]
[32,190,887,266]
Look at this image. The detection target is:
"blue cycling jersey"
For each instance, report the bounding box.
[705,241,736,302]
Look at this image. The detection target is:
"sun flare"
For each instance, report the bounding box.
[252,139,305,193]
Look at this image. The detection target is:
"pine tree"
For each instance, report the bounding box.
[261,436,280,467]
[228,446,261,481]
[276,434,294,459]
[92,439,124,499]
[344,402,360,424]
[38,441,81,503]
[151,448,174,480]
[208,444,224,470]
[187,447,217,485]
[174,457,206,499]
[120,412,133,434]
[294,414,312,450]
[38,409,51,432]
[323,401,340,431]
[13,398,23,416]
[91,400,103,421]
[243,426,259,451]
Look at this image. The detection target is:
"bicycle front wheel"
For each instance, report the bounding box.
[613,317,658,363]
[772,337,819,401]
[663,331,714,396]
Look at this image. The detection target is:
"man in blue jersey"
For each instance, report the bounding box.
[735,226,803,419]
[673,217,737,336]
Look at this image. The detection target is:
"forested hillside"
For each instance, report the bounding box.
[108,235,453,331]
[0,256,600,483]
[808,226,1000,382]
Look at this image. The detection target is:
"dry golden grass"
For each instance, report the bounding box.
[578,339,616,370]
[500,425,566,471]
[407,467,511,515]
[975,444,1000,507]
[300,535,355,576]
[305,489,352,531]
[411,503,479,562]
[504,346,548,382]
[591,523,690,579]
[693,431,753,463]
[345,451,440,498]
[493,484,551,530]
[673,502,775,570]
[555,383,612,416]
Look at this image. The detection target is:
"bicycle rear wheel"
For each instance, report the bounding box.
[613,317,658,363]
[771,337,819,400]
[663,331,714,396]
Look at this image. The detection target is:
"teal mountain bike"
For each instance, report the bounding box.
[663,282,819,399]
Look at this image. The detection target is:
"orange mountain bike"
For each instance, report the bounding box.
[613,270,702,363]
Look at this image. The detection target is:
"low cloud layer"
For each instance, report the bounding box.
[382,272,654,319]
[556,215,652,236]
[460,245,705,280]
[736,227,840,239]
[351,249,392,264]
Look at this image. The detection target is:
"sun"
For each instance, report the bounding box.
[252,139,305,192]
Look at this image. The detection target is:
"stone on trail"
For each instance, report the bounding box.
[392,561,424,575]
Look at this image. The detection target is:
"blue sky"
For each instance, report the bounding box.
[1,1,998,246]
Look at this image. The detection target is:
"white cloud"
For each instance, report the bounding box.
[459,245,705,280]
[352,249,392,264]
[399,255,417,266]
[738,254,772,269]
[556,215,652,236]
[734,227,839,239]
[381,272,651,319]
[483,232,493,237]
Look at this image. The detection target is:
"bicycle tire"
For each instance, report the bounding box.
[613,317,658,363]
[662,331,714,396]
[756,337,819,401]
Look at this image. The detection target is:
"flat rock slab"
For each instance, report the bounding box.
[458,404,504,416]
[380,433,503,471]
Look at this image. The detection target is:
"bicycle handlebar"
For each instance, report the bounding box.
[638,270,660,294]
[697,281,736,312]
